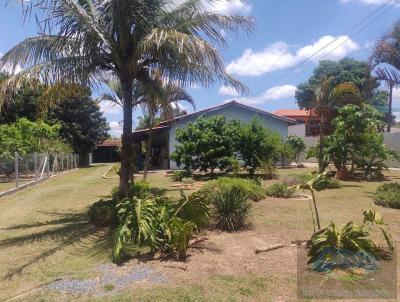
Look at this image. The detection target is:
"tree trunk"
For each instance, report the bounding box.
[143,125,154,181]
[318,111,325,173]
[388,83,393,133]
[310,189,321,230]
[119,80,134,197]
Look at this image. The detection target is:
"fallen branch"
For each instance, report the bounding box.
[164,265,187,271]
[255,244,286,254]
[188,237,208,247]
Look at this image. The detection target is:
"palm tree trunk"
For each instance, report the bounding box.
[143,121,154,181]
[119,80,133,197]
[318,111,325,173]
[310,189,321,231]
[388,82,393,133]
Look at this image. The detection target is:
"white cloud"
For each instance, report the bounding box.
[219,85,241,96]
[226,35,360,76]
[109,121,123,137]
[100,101,121,114]
[172,0,251,15]
[225,84,296,105]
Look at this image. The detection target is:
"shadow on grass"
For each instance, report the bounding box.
[0,211,112,279]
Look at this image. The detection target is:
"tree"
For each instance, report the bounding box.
[0,0,253,196]
[275,142,295,168]
[234,116,281,176]
[296,58,383,109]
[171,115,237,174]
[312,104,397,179]
[0,118,69,157]
[311,77,362,172]
[286,135,306,167]
[140,78,194,180]
[47,89,109,155]
[370,20,400,132]
[0,83,109,155]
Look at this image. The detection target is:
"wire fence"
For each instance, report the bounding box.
[0,152,82,197]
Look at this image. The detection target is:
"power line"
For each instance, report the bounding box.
[243,0,398,100]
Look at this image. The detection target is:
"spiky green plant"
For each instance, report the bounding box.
[308,222,377,265]
[175,190,210,232]
[212,186,252,231]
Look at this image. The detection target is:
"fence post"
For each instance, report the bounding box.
[15,152,19,188]
[61,153,64,172]
[34,152,38,183]
[46,153,50,178]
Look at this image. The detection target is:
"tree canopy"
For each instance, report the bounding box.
[0,83,109,154]
[295,58,386,110]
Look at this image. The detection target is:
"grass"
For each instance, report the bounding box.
[0,164,400,301]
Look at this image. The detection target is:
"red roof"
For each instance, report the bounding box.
[274,109,316,117]
[98,139,121,147]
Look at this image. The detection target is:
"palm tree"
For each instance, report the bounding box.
[139,76,195,180]
[370,21,400,133]
[312,76,361,173]
[0,0,253,196]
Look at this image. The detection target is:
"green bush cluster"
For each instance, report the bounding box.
[88,199,117,227]
[266,184,296,198]
[171,170,192,182]
[374,182,400,209]
[200,177,266,202]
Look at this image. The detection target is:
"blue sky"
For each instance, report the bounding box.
[1,0,399,135]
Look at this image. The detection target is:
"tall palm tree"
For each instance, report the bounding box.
[370,21,400,133]
[312,76,361,173]
[0,0,253,196]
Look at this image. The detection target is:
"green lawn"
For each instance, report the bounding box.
[0,164,399,301]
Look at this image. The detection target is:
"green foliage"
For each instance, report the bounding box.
[0,118,70,157]
[275,142,295,167]
[266,184,296,198]
[234,117,281,176]
[259,159,277,180]
[112,187,210,263]
[286,135,306,166]
[175,191,210,232]
[171,170,192,182]
[0,83,109,154]
[171,115,238,173]
[289,173,340,191]
[308,208,394,272]
[201,177,266,202]
[309,222,376,261]
[374,182,400,209]
[211,186,252,231]
[88,199,117,227]
[295,58,382,109]
[312,104,397,178]
[127,180,152,199]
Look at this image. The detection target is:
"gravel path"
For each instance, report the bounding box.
[46,263,167,295]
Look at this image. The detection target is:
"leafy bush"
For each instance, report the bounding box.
[266,184,296,198]
[286,135,306,166]
[211,186,252,231]
[374,182,400,209]
[88,199,117,227]
[286,173,340,191]
[111,180,163,201]
[112,190,210,263]
[171,170,192,182]
[275,142,295,167]
[259,159,277,180]
[280,175,303,187]
[200,177,266,202]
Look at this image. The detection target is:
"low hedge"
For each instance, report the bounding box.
[374,182,400,209]
[88,199,118,227]
[266,184,296,198]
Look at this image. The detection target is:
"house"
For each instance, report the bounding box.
[92,139,121,163]
[132,101,296,170]
[274,109,320,137]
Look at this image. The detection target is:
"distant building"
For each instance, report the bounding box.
[132,101,296,170]
[274,109,320,136]
[92,139,121,163]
